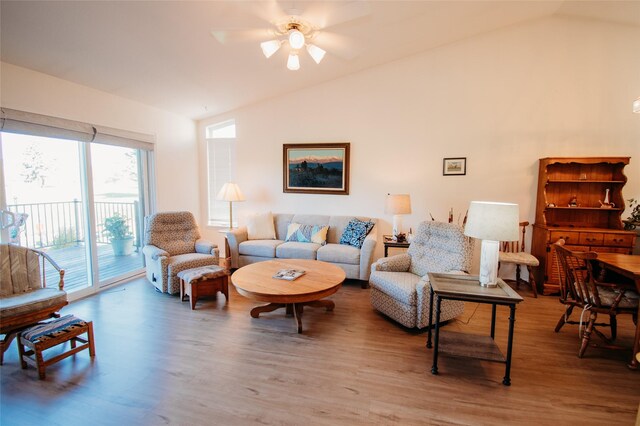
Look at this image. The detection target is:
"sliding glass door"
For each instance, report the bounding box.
[1,133,91,291]
[0,130,150,297]
[91,143,145,283]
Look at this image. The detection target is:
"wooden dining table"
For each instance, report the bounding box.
[592,252,640,369]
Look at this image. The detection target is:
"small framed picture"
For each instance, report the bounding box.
[443,157,466,176]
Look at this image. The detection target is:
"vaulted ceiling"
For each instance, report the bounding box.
[2,1,638,120]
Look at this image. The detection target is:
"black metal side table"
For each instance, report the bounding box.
[383,235,410,257]
[426,273,524,386]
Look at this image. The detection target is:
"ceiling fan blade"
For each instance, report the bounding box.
[211,28,273,45]
[305,1,372,30]
[244,0,289,25]
[312,31,363,61]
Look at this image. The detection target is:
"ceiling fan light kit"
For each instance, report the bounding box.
[288,29,305,50]
[306,44,326,64]
[260,40,282,58]
[262,17,325,70]
[287,53,300,71]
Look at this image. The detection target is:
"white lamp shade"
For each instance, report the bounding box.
[260,40,281,58]
[288,29,305,49]
[634,97,640,113]
[385,194,412,215]
[216,183,245,202]
[306,44,326,64]
[287,53,300,70]
[464,201,519,242]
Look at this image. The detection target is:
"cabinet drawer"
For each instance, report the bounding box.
[549,231,580,245]
[591,246,630,254]
[579,233,604,246]
[603,234,634,247]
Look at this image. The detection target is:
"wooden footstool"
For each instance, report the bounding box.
[18,315,95,380]
[178,265,230,310]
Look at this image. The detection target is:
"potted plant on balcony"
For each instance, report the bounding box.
[103,213,134,256]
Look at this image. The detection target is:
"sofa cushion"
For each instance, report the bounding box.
[317,243,360,265]
[239,240,284,258]
[327,216,354,244]
[285,223,329,245]
[290,214,330,227]
[0,288,67,318]
[276,242,320,259]
[166,253,221,278]
[273,214,295,240]
[247,212,276,240]
[340,218,375,249]
[369,271,420,306]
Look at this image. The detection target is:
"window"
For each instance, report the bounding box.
[206,120,236,226]
[0,108,154,300]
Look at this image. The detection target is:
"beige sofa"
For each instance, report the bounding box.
[224,214,377,284]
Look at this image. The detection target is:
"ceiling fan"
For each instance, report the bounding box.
[259,16,324,70]
[210,1,371,70]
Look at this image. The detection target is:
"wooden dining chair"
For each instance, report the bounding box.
[553,243,639,358]
[498,221,539,297]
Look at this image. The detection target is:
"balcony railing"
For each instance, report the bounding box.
[6,200,142,250]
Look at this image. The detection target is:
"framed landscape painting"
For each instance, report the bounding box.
[283,143,350,195]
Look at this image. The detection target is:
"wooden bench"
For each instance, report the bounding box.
[18,315,95,379]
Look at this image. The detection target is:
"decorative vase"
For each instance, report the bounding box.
[111,237,134,256]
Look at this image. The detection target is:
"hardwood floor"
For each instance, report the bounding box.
[1,277,638,425]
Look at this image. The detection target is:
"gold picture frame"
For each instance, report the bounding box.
[283,143,350,195]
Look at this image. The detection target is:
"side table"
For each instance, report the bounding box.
[426,273,523,386]
[219,230,232,270]
[383,235,410,257]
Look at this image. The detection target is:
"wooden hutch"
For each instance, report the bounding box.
[531,157,636,295]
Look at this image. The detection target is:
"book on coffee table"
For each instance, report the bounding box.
[273,269,306,281]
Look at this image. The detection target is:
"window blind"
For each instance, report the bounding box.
[207,138,234,224]
[1,107,95,142]
[0,108,155,150]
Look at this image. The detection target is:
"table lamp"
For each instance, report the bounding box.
[464,201,519,287]
[385,194,412,239]
[216,182,245,229]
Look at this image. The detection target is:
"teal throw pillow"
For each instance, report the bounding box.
[285,223,329,245]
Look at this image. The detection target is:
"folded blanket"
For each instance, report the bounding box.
[22,315,86,342]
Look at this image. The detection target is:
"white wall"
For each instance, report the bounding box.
[199,16,640,264]
[0,62,198,213]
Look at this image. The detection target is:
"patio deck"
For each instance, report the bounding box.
[42,244,145,292]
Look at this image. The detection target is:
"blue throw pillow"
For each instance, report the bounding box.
[339,219,375,249]
[285,223,329,245]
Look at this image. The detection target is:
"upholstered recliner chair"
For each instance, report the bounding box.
[369,221,474,328]
[142,211,219,294]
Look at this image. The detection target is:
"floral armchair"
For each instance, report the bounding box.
[142,211,219,294]
[369,221,474,328]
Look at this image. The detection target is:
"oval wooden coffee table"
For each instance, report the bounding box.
[231,259,345,333]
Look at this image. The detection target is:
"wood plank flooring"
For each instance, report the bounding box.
[1,278,638,425]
